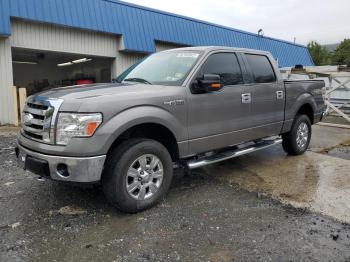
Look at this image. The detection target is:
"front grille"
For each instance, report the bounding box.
[28,123,43,130]
[24,130,43,140]
[26,102,49,110]
[32,114,45,120]
[21,96,63,144]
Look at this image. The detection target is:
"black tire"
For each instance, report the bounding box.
[282,114,312,155]
[102,138,173,213]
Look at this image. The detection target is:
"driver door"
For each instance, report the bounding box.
[187,52,251,155]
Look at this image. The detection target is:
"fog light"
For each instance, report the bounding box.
[57,164,69,177]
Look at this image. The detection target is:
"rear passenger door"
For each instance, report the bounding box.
[242,53,284,138]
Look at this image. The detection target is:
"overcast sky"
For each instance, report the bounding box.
[123,0,349,46]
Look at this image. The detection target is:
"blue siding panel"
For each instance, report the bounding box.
[0,0,313,67]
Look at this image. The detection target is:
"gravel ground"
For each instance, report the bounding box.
[1,135,350,262]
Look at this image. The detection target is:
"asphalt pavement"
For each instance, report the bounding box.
[0,125,350,262]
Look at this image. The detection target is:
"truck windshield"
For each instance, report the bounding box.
[114,58,145,83]
[121,50,203,86]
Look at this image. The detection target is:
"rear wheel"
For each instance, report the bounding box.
[102,138,173,213]
[282,114,311,155]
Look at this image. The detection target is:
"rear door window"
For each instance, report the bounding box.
[245,54,276,83]
[201,53,243,86]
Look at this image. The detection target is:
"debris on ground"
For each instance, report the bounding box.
[0,147,15,152]
[327,145,350,160]
[10,222,21,229]
[318,139,350,160]
[331,234,339,241]
[58,205,87,216]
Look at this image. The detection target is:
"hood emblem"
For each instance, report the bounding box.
[23,113,34,126]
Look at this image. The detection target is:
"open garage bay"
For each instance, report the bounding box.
[12,48,114,97]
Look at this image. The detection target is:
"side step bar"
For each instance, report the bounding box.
[185,138,283,170]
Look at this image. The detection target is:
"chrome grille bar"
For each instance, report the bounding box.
[22,126,44,134]
[27,118,45,126]
[24,107,47,116]
[21,95,63,144]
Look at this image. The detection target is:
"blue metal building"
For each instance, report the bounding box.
[1,0,313,66]
[0,0,314,124]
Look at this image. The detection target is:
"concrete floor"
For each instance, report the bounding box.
[322,115,350,126]
[309,124,350,152]
[0,125,350,261]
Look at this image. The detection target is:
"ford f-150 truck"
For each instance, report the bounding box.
[16,46,326,213]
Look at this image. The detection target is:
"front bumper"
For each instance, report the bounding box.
[16,143,106,183]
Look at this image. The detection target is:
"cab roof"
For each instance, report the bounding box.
[162,46,271,56]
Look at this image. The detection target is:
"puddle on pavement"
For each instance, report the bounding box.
[198,147,350,223]
[327,146,350,160]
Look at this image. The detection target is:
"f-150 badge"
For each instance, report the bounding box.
[163,100,185,106]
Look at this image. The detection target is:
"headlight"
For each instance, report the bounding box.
[56,113,102,145]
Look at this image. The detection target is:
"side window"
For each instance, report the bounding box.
[201,53,243,86]
[245,54,276,83]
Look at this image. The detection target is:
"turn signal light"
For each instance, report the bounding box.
[87,122,100,136]
[211,83,221,89]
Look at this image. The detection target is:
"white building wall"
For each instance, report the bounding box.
[114,41,187,76]
[115,52,146,76]
[10,19,118,58]
[0,37,14,125]
[155,41,187,52]
[114,37,146,76]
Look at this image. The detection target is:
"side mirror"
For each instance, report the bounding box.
[192,74,222,93]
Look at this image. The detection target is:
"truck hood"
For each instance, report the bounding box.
[35,82,186,116]
[37,83,161,100]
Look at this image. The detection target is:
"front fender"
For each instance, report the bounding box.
[97,105,187,153]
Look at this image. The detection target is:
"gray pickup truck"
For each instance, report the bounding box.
[16,46,326,212]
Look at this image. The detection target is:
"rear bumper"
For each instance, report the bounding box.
[314,111,326,124]
[16,143,106,183]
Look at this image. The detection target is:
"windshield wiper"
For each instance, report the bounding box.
[124,78,152,85]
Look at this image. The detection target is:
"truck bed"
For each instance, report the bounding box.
[283,79,325,128]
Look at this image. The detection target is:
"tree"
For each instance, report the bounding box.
[331,39,350,66]
[307,41,329,66]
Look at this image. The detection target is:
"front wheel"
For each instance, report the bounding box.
[282,114,312,155]
[102,138,173,213]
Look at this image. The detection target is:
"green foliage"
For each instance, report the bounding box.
[307,41,330,66]
[331,39,350,66]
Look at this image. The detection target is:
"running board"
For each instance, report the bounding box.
[185,138,283,170]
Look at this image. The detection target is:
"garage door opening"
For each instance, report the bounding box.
[12,48,114,96]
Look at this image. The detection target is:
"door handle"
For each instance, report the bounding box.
[241,93,251,104]
[276,90,284,100]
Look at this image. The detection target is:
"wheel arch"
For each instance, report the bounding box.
[99,106,186,161]
[296,103,314,124]
[107,122,180,161]
[292,93,317,124]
